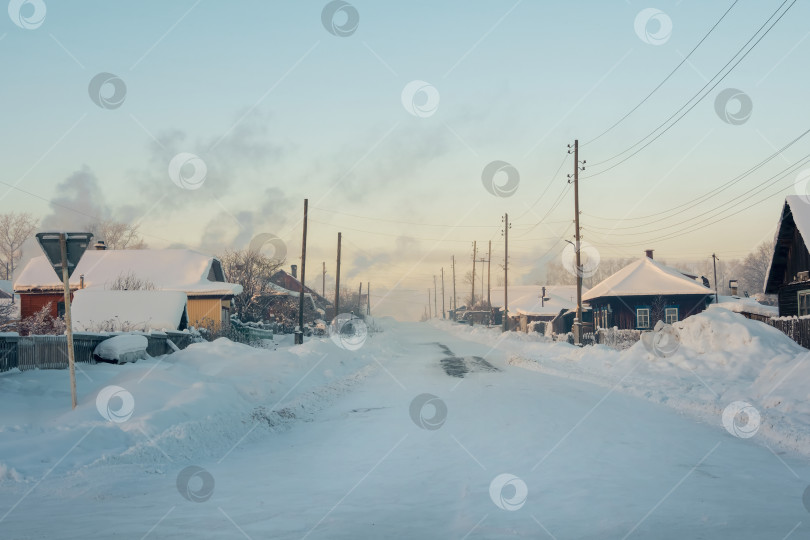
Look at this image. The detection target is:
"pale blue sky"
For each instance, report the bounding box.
[2,0,808,318]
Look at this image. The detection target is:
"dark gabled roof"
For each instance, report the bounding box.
[765,197,810,294]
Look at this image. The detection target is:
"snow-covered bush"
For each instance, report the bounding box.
[18,303,65,336]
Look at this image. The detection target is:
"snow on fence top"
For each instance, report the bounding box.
[489,285,584,316]
[72,289,188,332]
[14,249,242,296]
[583,257,712,301]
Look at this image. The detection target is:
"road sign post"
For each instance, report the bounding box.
[35,232,93,409]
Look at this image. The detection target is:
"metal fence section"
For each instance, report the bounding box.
[0,331,198,373]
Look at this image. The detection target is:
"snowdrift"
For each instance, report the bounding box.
[434,308,810,457]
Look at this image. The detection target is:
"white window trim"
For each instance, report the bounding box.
[664,307,678,324]
[636,308,650,329]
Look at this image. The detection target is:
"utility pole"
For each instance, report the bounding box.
[296,199,308,345]
[433,275,438,318]
[471,241,477,308]
[428,288,432,318]
[712,253,720,304]
[487,240,492,310]
[334,232,342,317]
[358,282,362,312]
[322,261,326,299]
[568,140,585,345]
[367,282,370,315]
[441,268,445,319]
[502,214,510,331]
[451,255,457,313]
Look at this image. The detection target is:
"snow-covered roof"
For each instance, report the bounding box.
[267,282,318,310]
[14,249,242,297]
[489,285,583,317]
[765,196,810,293]
[72,289,188,332]
[583,257,712,301]
[708,296,778,317]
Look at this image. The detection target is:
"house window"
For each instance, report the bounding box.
[664,307,679,324]
[799,291,810,316]
[636,308,650,329]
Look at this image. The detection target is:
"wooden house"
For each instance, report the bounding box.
[764,195,810,316]
[583,254,712,330]
[14,248,241,330]
[489,285,585,332]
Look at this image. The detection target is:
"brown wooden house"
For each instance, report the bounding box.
[765,196,810,316]
[583,253,712,330]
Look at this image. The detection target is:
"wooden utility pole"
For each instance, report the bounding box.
[451,255,457,312]
[367,282,370,315]
[322,261,326,299]
[335,232,342,316]
[441,268,445,319]
[433,275,438,318]
[296,199,308,344]
[712,253,720,304]
[503,214,509,331]
[358,283,362,315]
[471,241,477,308]
[428,288,432,318]
[487,240,492,310]
[569,140,584,344]
[59,234,77,409]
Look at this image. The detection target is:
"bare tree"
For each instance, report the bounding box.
[219,249,284,321]
[108,272,156,291]
[90,219,147,250]
[0,300,17,332]
[737,240,774,295]
[0,212,37,279]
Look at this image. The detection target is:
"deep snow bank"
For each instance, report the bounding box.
[432,308,810,457]
[0,335,376,484]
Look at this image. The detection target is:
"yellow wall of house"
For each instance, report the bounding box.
[187,298,230,330]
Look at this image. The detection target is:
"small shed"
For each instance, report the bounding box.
[764,196,810,316]
[583,255,712,330]
[72,289,188,332]
[489,285,585,332]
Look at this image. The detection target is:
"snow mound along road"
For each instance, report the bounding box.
[676,306,800,355]
[0,336,376,482]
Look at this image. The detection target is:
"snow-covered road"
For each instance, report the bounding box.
[1,320,808,539]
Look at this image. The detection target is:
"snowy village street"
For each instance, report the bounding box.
[1,317,809,539]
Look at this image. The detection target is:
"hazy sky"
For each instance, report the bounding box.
[2,0,808,319]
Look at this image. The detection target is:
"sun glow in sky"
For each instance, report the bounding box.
[2,0,808,319]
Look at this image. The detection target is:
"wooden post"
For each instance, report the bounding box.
[503,214,509,332]
[441,268,445,319]
[367,282,370,315]
[487,240,491,310]
[452,255,457,313]
[322,261,326,299]
[335,233,341,316]
[296,199,308,345]
[471,241,477,308]
[60,233,77,409]
[428,288,432,318]
[433,275,438,318]
[573,140,583,345]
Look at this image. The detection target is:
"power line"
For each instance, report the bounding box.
[582,0,739,147]
[584,0,796,177]
[583,126,810,226]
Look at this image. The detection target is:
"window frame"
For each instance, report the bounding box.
[664,306,679,324]
[636,307,651,329]
[798,290,810,316]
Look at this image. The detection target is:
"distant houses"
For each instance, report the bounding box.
[13,246,241,330]
[583,253,713,330]
[489,284,585,332]
[263,265,332,326]
[765,195,810,317]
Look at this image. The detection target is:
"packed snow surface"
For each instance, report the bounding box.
[0,314,808,539]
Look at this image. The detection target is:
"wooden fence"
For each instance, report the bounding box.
[767,318,810,349]
[0,331,194,373]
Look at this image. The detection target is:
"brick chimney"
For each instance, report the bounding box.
[645,249,654,260]
[291,264,298,279]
